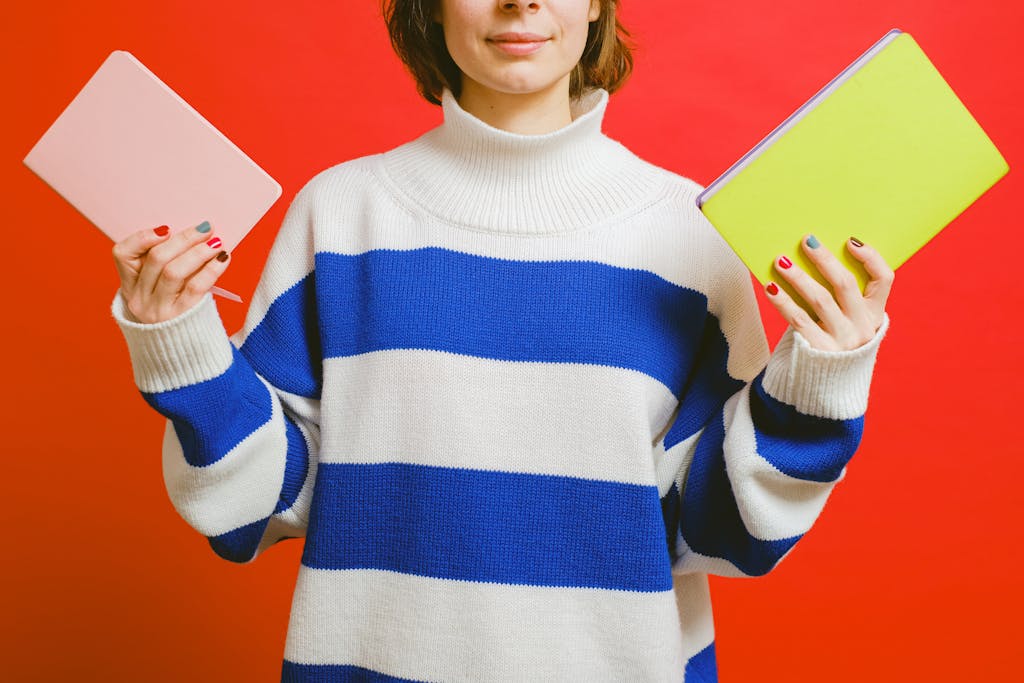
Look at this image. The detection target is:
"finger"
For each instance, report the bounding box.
[137,220,217,300]
[153,232,229,303]
[763,281,838,351]
[171,249,232,316]
[800,234,864,315]
[846,237,895,315]
[773,254,847,334]
[111,225,171,290]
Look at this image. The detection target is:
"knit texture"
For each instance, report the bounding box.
[111,87,888,682]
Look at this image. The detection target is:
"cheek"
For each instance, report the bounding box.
[441,28,470,73]
[558,18,592,63]
[440,8,485,71]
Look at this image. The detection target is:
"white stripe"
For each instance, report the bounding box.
[673,573,716,663]
[320,349,677,486]
[284,567,686,681]
[160,377,287,536]
[723,388,841,540]
[320,171,706,279]
[658,430,702,497]
[672,532,750,578]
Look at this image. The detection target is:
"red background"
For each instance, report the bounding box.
[2,1,1021,681]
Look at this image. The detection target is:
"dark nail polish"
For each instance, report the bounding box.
[850,237,864,247]
[196,221,211,233]
[766,282,779,296]
[154,225,170,236]
[216,251,229,262]
[806,235,820,249]
[778,256,792,269]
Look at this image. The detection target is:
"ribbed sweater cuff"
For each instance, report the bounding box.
[761,313,890,420]
[110,290,234,394]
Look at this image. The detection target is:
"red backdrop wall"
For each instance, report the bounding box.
[2,1,1020,681]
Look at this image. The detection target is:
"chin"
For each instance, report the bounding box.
[476,70,571,97]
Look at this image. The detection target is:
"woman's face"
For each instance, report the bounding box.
[435,0,602,97]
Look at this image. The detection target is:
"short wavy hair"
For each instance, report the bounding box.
[383,0,634,105]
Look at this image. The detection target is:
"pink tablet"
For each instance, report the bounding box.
[23,50,283,302]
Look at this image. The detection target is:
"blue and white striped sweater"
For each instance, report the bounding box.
[112,88,886,682]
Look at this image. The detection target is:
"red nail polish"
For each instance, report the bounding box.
[778,256,792,269]
[766,282,779,296]
[206,237,222,249]
[154,225,169,236]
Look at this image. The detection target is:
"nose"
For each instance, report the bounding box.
[500,1,541,11]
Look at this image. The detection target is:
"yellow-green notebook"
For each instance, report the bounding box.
[697,28,1009,310]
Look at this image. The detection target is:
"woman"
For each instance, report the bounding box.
[110,1,892,681]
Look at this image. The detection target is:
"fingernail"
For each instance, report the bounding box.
[806,234,820,249]
[196,221,211,233]
[766,282,779,296]
[153,225,169,236]
[778,256,792,269]
[850,236,864,247]
[206,237,222,249]
[216,251,229,262]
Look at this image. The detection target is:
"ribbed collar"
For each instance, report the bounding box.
[379,88,664,235]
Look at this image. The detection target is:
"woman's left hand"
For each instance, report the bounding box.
[765,234,894,352]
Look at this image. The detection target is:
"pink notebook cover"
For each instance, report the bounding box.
[23,50,283,302]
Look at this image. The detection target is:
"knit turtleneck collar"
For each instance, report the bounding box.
[379,88,665,235]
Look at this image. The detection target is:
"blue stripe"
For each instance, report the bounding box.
[679,408,801,577]
[684,641,718,683]
[275,417,310,514]
[750,374,863,482]
[142,346,273,468]
[303,462,672,592]
[281,662,424,682]
[314,248,709,399]
[240,272,322,399]
[208,516,269,564]
[664,313,744,450]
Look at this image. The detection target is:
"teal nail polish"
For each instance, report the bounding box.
[196,221,211,233]
[806,234,820,249]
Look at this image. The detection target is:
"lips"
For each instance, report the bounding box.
[489,32,550,42]
[487,32,550,56]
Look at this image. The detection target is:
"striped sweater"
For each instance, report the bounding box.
[111,87,887,682]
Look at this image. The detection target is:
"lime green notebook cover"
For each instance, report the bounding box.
[697,28,1009,310]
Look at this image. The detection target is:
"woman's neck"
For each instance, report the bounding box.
[456,75,574,135]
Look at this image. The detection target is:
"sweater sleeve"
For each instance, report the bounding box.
[655,235,889,578]
[110,184,322,564]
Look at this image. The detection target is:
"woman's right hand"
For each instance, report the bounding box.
[112,221,231,324]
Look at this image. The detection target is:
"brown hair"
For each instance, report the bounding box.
[382,0,634,105]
